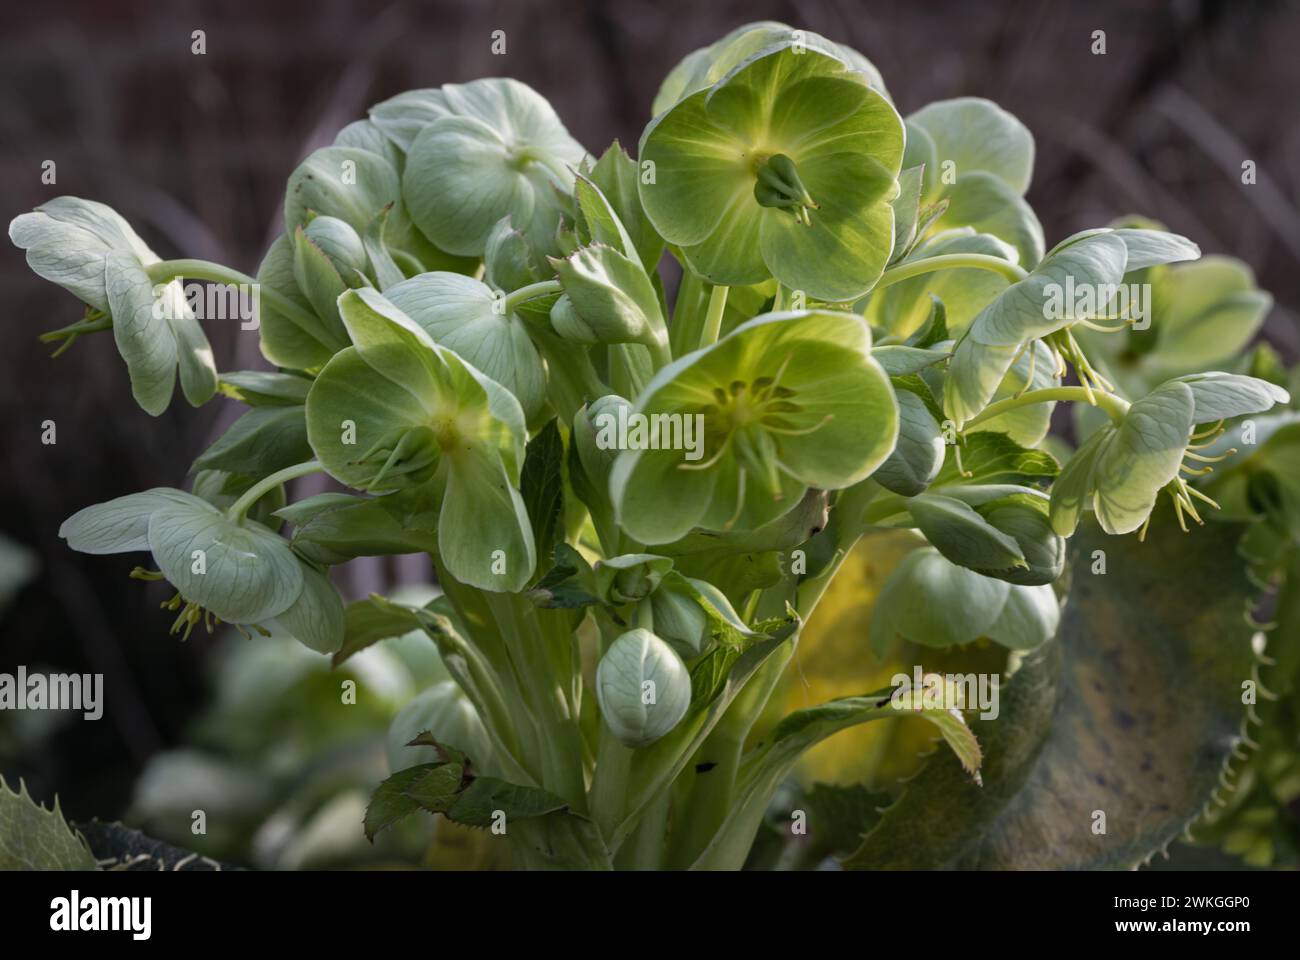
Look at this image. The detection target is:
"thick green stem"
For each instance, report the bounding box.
[874,253,1029,291]
[504,279,563,314]
[963,385,1130,431]
[227,460,323,522]
[146,258,318,333]
[699,284,729,349]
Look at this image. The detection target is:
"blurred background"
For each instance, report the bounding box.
[2,0,1299,864]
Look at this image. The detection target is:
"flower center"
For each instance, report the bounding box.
[752,153,819,226]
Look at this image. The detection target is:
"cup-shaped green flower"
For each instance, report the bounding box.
[638,43,904,302]
[944,228,1200,429]
[305,287,536,592]
[609,310,898,544]
[58,486,342,653]
[651,20,890,117]
[871,545,1058,652]
[1049,374,1290,538]
[596,628,692,748]
[382,79,588,258]
[10,197,218,415]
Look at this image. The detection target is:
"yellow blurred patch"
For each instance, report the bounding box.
[777,528,1006,788]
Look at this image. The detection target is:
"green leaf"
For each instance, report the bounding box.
[589,141,664,271]
[0,776,97,870]
[870,345,948,377]
[846,513,1255,868]
[279,490,439,565]
[364,763,447,841]
[191,405,312,476]
[519,419,566,578]
[334,592,431,667]
[691,680,981,869]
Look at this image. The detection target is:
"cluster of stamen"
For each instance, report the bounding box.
[679,356,832,529]
[1138,419,1234,541]
[129,567,248,641]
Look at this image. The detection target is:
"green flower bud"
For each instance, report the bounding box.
[550,293,598,343]
[646,587,709,658]
[593,553,672,604]
[596,628,691,747]
[302,214,369,285]
[574,394,633,489]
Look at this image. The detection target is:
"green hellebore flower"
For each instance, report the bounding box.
[386,681,494,775]
[381,78,589,258]
[58,489,342,653]
[944,228,1201,429]
[305,287,536,592]
[638,43,904,302]
[596,628,692,748]
[10,197,219,415]
[651,20,891,117]
[1050,374,1290,538]
[610,310,897,545]
[871,544,1059,652]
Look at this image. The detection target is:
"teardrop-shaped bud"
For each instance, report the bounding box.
[595,628,691,748]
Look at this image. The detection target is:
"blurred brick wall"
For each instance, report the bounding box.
[2,0,1298,816]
